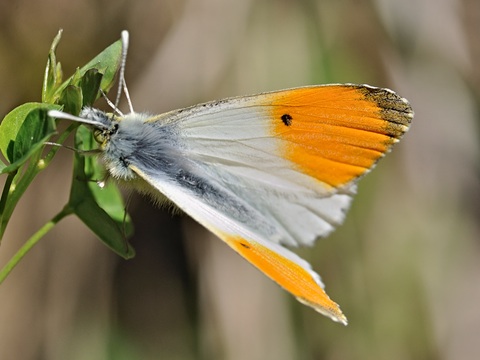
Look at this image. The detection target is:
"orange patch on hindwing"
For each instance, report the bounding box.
[269,85,412,188]
[225,235,347,324]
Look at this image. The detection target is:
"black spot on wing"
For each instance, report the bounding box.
[281,113,292,126]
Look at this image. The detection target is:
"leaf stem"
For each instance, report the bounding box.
[0,206,72,285]
[0,153,42,241]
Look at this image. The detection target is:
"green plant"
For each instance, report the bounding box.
[0,30,135,284]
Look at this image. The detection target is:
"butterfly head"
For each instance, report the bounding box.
[79,107,120,149]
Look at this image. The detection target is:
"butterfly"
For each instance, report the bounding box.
[49,31,413,325]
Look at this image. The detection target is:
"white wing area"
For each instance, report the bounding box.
[253,188,356,246]
[160,100,356,246]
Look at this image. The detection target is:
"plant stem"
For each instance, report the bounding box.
[0,207,72,285]
[0,171,18,242]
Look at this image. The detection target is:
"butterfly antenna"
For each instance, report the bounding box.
[101,89,124,116]
[48,110,108,128]
[123,77,135,114]
[44,141,101,155]
[114,30,130,111]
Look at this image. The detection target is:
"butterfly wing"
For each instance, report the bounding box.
[148,84,412,247]
[124,84,412,323]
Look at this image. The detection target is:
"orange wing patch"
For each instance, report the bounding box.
[225,235,347,325]
[269,85,413,188]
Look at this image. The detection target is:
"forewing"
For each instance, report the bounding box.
[158,84,412,246]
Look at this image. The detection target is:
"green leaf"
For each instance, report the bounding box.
[58,85,83,115]
[80,69,103,107]
[68,126,134,259]
[0,103,58,173]
[0,103,39,159]
[42,29,64,103]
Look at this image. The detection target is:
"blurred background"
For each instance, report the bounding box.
[0,0,479,359]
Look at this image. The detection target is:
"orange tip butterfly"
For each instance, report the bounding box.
[49,31,413,325]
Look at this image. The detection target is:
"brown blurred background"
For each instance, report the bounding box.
[1,0,479,359]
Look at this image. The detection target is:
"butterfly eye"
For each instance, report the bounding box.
[93,129,106,144]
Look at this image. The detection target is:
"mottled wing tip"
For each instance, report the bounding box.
[357,85,414,140]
